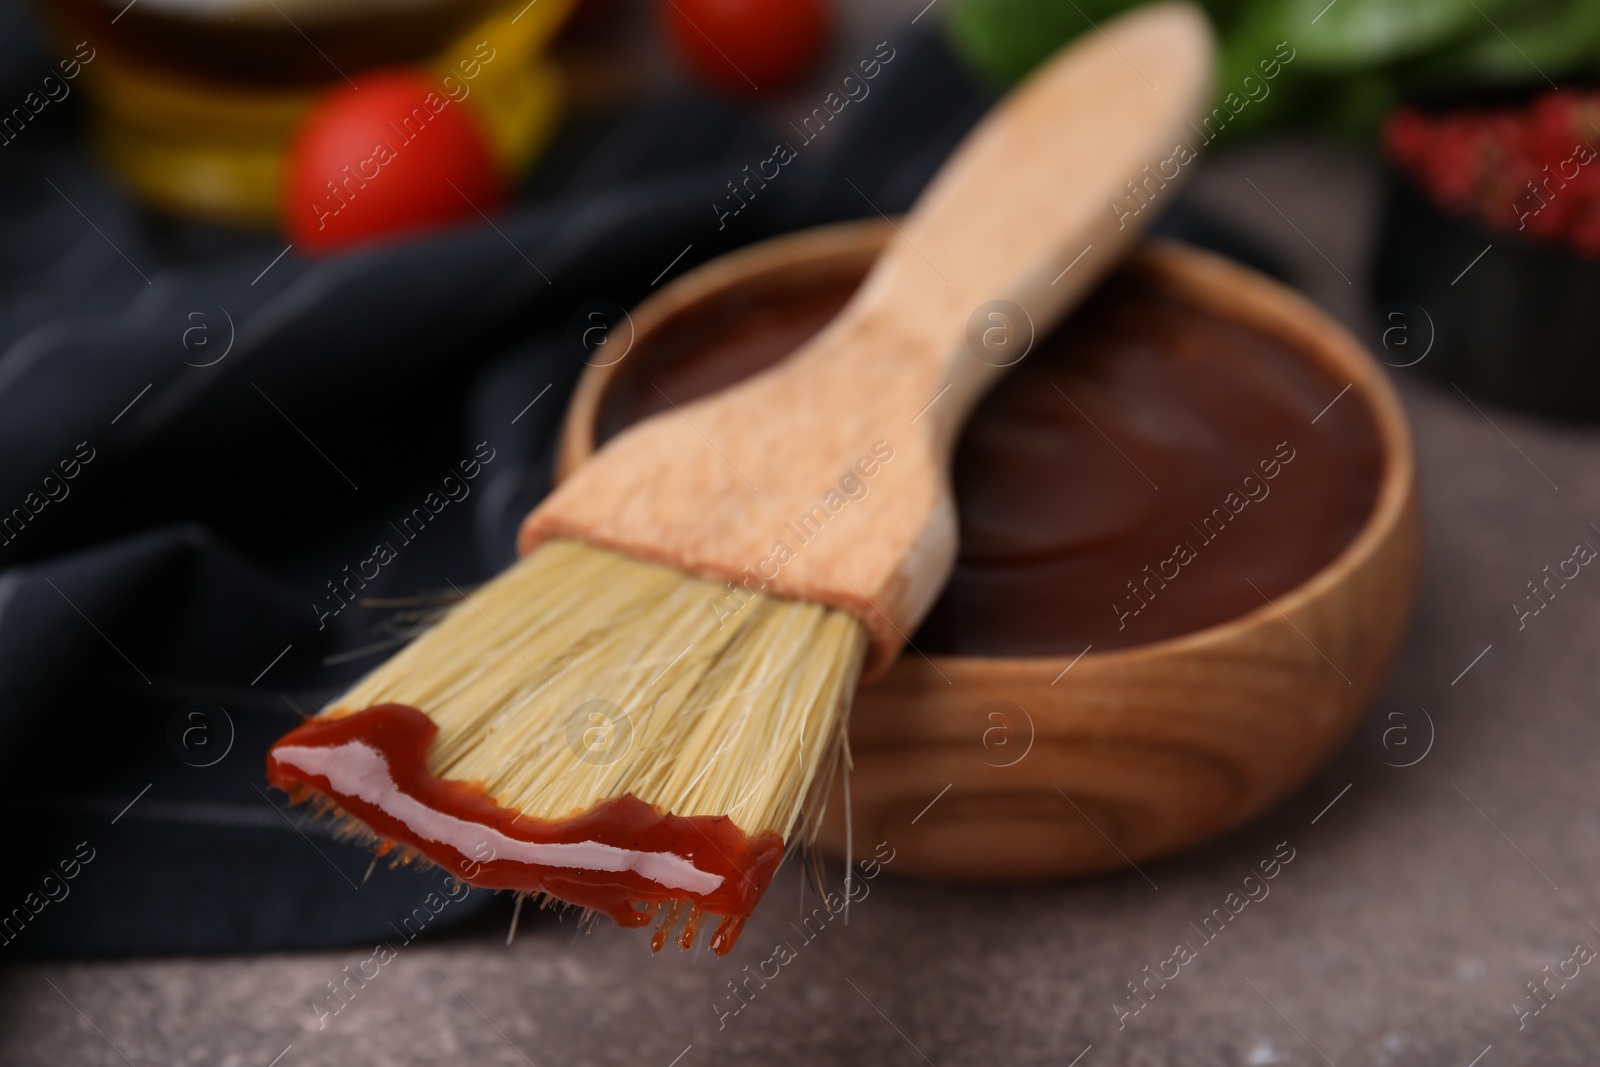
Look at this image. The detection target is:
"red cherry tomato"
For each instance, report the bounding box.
[283,70,506,255]
[659,0,829,94]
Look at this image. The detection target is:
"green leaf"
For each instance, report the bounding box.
[1422,0,1600,82]
[1285,0,1521,70]
[1201,0,1304,141]
[943,0,1158,85]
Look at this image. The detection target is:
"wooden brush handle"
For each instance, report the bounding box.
[522,3,1214,677]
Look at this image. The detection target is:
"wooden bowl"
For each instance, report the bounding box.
[555,219,1420,883]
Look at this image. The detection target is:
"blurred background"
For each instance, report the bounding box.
[3,0,1600,1063]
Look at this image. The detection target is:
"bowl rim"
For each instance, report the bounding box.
[555,218,1417,678]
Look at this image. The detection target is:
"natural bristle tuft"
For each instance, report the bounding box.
[272,538,868,951]
[334,538,867,838]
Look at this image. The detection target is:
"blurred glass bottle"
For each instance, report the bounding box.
[39,0,573,226]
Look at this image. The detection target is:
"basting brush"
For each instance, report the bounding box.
[267,2,1213,955]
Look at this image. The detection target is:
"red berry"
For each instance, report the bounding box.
[282,70,506,255]
[1383,89,1600,257]
[659,0,829,94]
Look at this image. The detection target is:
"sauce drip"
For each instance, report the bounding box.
[266,704,783,954]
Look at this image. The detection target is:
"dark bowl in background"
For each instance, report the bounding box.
[1371,162,1600,421]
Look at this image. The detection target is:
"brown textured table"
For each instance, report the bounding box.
[6,141,1600,1067]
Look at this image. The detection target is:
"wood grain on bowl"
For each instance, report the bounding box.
[557,221,1420,883]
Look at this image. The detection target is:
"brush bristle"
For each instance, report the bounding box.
[323,537,867,888]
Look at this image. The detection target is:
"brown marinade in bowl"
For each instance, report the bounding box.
[595,259,1383,656]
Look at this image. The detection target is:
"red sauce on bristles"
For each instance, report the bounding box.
[266,704,785,954]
